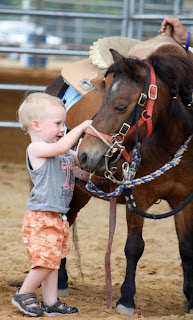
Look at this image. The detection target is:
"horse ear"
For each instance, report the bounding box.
[109,48,124,62]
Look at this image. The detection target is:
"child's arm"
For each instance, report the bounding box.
[29,120,92,158]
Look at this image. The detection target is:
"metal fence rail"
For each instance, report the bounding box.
[0,85,47,128]
[0,8,123,19]
[0,121,21,128]
[0,84,46,91]
[0,47,88,56]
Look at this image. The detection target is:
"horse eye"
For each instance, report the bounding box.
[114,105,128,112]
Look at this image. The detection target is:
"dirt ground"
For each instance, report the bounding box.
[0,67,192,320]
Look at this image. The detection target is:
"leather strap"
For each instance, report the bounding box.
[105,181,117,308]
[73,166,107,185]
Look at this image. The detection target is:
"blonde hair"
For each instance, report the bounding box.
[18,92,65,132]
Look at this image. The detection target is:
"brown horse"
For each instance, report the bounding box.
[77,51,193,316]
[45,28,193,314]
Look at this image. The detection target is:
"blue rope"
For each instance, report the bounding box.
[86,135,192,199]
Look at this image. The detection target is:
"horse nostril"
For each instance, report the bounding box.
[79,152,88,166]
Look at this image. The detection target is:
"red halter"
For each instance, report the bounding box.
[85,63,157,162]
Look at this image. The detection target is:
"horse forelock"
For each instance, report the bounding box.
[106,57,146,84]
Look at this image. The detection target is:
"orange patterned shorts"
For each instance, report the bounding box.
[22,210,70,270]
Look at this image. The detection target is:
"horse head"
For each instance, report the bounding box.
[78,50,193,172]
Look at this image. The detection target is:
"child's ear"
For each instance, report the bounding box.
[31,119,40,131]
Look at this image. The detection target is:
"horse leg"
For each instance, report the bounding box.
[58,257,69,295]
[116,205,145,316]
[58,182,92,292]
[173,202,193,314]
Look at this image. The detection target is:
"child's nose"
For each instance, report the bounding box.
[60,124,65,132]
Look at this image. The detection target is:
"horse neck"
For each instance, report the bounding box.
[151,83,189,151]
[155,117,187,149]
[137,120,189,176]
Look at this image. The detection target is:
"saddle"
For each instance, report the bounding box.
[61,25,193,129]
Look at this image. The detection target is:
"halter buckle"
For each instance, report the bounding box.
[138,93,147,107]
[148,84,157,100]
[119,123,131,136]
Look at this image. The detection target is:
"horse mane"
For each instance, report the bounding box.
[148,53,193,134]
[106,53,193,134]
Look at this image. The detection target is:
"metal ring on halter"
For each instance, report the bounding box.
[104,170,113,179]
[104,170,119,183]
[141,109,152,119]
[105,145,116,158]
[113,133,124,144]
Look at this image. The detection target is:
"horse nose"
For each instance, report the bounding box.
[79,152,89,168]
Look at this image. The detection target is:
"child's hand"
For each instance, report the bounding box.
[80,120,93,131]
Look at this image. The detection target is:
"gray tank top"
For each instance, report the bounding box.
[26,149,75,214]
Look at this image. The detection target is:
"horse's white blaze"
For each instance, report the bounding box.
[111,79,121,93]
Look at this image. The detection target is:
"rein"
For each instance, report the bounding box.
[124,187,193,219]
[73,166,117,309]
[85,135,193,219]
[73,166,107,185]
[86,135,192,196]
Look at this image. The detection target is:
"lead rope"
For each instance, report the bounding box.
[86,135,192,199]
[125,187,193,220]
[105,182,117,309]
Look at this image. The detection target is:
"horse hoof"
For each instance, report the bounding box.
[57,289,69,296]
[183,300,189,308]
[116,304,134,316]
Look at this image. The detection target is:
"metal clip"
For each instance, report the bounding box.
[122,162,130,180]
[104,170,114,180]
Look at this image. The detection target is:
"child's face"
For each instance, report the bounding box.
[38,103,66,143]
